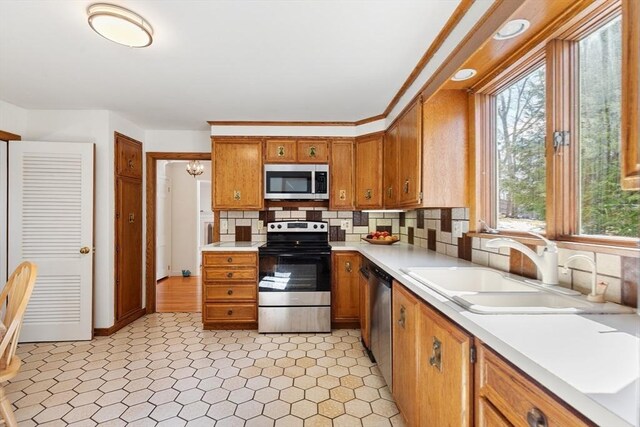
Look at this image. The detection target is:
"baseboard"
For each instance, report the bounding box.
[94,307,146,337]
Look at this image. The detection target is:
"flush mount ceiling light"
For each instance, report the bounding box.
[87,3,153,47]
[493,19,530,40]
[186,160,204,178]
[451,68,477,81]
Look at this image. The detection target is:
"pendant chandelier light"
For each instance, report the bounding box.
[186,160,205,178]
[87,3,153,48]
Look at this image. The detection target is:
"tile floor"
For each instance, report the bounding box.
[8,312,405,426]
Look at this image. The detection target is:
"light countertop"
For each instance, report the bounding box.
[333,241,640,427]
[202,240,640,426]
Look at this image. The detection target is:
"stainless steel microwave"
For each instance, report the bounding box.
[264,164,329,200]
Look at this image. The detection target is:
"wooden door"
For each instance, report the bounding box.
[422,90,468,207]
[359,266,370,348]
[116,177,143,320]
[213,139,263,210]
[383,125,399,209]
[298,140,329,163]
[398,102,422,207]
[329,140,355,210]
[355,134,383,209]
[418,303,473,427]
[8,141,94,342]
[392,282,419,427]
[331,252,360,327]
[265,139,297,163]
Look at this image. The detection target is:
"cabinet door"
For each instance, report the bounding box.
[265,139,297,163]
[115,133,143,179]
[213,139,264,210]
[477,398,513,427]
[398,102,422,207]
[359,266,370,348]
[418,303,473,427]
[355,134,383,209]
[330,140,355,210]
[392,282,419,427]
[116,177,143,321]
[383,125,400,209]
[422,90,468,206]
[298,140,329,163]
[331,252,360,326]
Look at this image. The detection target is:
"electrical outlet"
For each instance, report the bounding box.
[452,221,463,238]
[220,219,228,232]
[340,219,352,232]
[257,220,264,231]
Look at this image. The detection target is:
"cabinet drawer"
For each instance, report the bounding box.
[116,136,142,179]
[477,344,591,427]
[265,139,297,163]
[204,303,256,322]
[203,252,257,267]
[203,268,257,281]
[298,140,329,163]
[204,283,256,302]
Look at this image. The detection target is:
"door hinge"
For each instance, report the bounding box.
[419,192,423,202]
[115,213,120,219]
[470,346,477,364]
[553,131,570,150]
[115,244,119,253]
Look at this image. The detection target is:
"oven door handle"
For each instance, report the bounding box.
[259,251,331,257]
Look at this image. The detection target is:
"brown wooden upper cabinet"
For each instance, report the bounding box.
[212,138,264,210]
[298,140,329,163]
[329,140,355,210]
[265,139,297,163]
[397,102,423,207]
[355,133,383,209]
[421,90,468,207]
[115,132,143,179]
[383,125,400,208]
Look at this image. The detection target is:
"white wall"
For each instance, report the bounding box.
[0,99,28,137]
[145,130,211,153]
[166,161,211,275]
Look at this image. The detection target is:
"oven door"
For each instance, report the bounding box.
[264,165,314,199]
[258,250,331,293]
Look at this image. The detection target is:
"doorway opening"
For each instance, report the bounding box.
[145,152,215,314]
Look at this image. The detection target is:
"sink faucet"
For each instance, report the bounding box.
[561,255,608,303]
[485,232,559,286]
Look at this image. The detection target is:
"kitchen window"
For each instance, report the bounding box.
[475,0,639,247]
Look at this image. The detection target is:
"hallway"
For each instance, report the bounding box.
[156,276,201,313]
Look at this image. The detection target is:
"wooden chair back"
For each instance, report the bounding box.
[0,262,37,370]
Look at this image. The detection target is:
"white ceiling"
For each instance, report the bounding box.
[0,1,475,130]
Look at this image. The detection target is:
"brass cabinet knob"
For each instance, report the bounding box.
[309,146,317,157]
[345,262,352,273]
[526,408,548,427]
[364,189,372,200]
[79,247,91,254]
[278,146,285,157]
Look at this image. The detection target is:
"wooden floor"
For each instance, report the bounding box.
[156,276,201,312]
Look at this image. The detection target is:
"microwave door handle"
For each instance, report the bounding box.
[311,170,316,195]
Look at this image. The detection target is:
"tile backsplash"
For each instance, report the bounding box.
[218,207,638,308]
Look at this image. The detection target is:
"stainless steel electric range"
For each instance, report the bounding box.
[258,220,331,333]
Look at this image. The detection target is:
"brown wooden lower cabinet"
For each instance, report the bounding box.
[476,343,593,427]
[202,251,258,329]
[331,252,361,328]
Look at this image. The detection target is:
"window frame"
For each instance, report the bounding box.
[472,0,638,248]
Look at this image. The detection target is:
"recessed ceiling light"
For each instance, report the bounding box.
[87,3,153,48]
[494,19,530,40]
[451,69,477,81]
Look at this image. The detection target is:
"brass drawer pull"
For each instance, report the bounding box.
[398,306,406,328]
[227,257,233,263]
[364,189,372,200]
[227,289,233,295]
[227,310,233,316]
[278,146,285,157]
[345,261,352,273]
[309,146,317,157]
[429,337,442,371]
[404,179,409,194]
[227,272,233,278]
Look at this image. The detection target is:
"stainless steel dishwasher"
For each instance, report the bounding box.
[368,263,393,392]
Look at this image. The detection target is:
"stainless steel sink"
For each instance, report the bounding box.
[404,267,635,314]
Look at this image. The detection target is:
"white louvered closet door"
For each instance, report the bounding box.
[8,141,94,342]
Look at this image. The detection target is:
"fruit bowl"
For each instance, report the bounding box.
[361,237,400,245]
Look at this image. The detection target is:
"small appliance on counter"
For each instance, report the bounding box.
[258,220,331,333]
